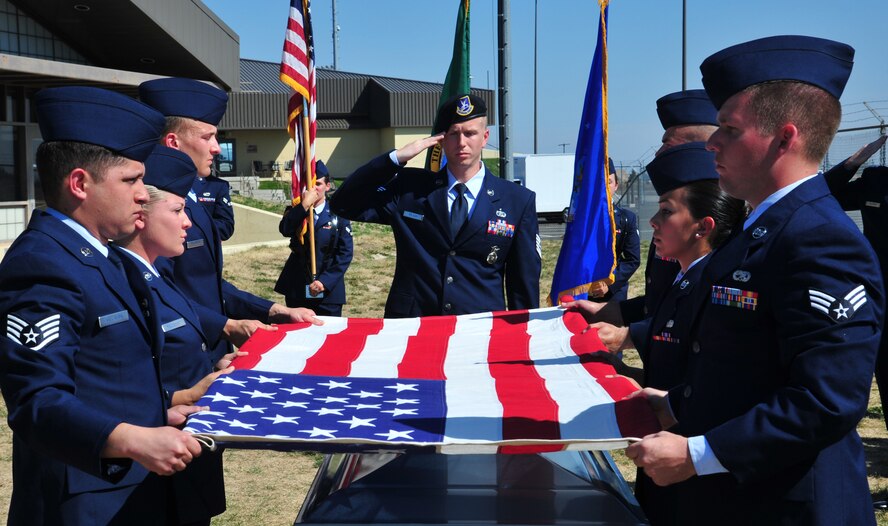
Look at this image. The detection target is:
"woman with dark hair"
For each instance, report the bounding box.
[565,142,746,390]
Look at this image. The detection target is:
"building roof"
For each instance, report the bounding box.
[222,58,495,131]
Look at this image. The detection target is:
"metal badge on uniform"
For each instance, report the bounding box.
[487,219,515,238]
[97,310,130,328]
[809,284,866,322]
[711,285,758,311]
[866,201,881,208]
[143,272,153,282]
[202,192,211,197]
[496,209,507,218]
[322,223,333,229]
[487,189,494,197]
[403,211,424,221]
[666,319,674,328]
[186,238,205,249]
[486,246,500,264]
[679,279,690,290]
[6,313,60,351]
[80,247,93,257]
[751,226,768,239]
[732,270,751,282]
[161,318,187,333]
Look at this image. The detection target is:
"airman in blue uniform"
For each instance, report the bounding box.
[114,145,233,525]
[276,160,353,316]
[139,78,321,364]
[194,173,235,240]
[627,36,883,525]
[331,94,541,317]
[0,87,205,525]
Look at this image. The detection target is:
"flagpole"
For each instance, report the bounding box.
[301,95,317,279]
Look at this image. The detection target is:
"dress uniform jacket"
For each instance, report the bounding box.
[156,196,272,364]
[0,210,172,525]
[826,165,888,428]
[115,248,226,524]
[331,154,541,317]
[275,202,353,314]
[602,206,640,302]
[620,240,681,324]
[662,176,883,525]
[194,175,235,241]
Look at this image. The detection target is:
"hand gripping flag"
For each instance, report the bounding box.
[185,307,659,453]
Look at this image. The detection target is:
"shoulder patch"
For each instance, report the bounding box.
[809,285,867,322]
[7,313,61,351]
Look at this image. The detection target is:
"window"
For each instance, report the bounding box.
[216,139,236,175]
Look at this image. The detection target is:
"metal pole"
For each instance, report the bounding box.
[497,0,513,181]
[332,0,340,70]
[533,0,538,154]
[681,0,687,90]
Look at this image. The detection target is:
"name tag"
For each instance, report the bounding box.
[98,310,129,328]
[186,239,205,249]
[161,318,186,333]
[865,201,881,208]
[403,211,424,221]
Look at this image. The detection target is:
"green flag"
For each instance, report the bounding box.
[427,0,471,172]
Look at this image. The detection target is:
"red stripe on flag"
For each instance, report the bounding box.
[234,323,311,370]
[487,311,561,442]
[397,315,456,380]
[301,318,385,376]
[562,310,660,438]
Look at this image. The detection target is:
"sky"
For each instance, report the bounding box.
[202,0,888,168]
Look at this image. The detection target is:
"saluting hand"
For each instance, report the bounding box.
[394,133,445,165]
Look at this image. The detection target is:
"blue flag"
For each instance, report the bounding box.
[549,1,614,306]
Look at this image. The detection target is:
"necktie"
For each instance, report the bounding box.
[450,183,468,237]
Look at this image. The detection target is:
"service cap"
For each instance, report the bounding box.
[139,77,229,125]
[143,145,197,198]
[646,142,718,196]
[656,89,718,129]
[434,93,487,133]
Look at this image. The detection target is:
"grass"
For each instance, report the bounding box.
[0,211,886,524]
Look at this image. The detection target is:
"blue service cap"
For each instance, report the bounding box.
[646,142,718,196]
[434,93,487,134]
[143,145,197,198]
[35,86,165,162]
[315,159,329,179]
[656,89,718,129]
[701,35,854,110]
[139,78,229,125]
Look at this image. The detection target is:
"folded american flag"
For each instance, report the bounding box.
[185,307,659,453]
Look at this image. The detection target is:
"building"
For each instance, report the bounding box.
[0,0,239,248]
[219,58,496,182]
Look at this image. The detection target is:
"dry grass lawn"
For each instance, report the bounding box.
[0,217,885,524]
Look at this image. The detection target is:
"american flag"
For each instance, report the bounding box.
[185,308,659,453]
[280,0,317,221]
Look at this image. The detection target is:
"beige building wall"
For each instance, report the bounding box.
[224,125,499,181]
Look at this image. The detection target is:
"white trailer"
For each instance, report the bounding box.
[512,153,575,222]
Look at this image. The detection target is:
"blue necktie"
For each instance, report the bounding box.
[450,183,468,237]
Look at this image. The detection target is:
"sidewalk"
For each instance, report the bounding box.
[222,203,290,255]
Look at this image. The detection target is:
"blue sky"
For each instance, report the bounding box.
[203,0,888,167]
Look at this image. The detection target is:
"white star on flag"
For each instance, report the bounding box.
[381,408,419,416]
[319,380,351,389]
[261,415,301,425]
[375,429,414,441]
[221,419,257,430]
[347,404,381,410]
[233,405,266,414]
[308,407,344,416]
[206,393,238,404]
[197,410,226,417]
[349,391,382,398]
[299,427,337,438]
[220,376,247,387]
[274,401,309,409]
[386,398,419,405]
[385,383,418,392]
[187,418,215,428]
[241,390,275,399]
[280,386,313,395]
[248,375,282,384]
[314,396,348,404]
[338,416,376,429]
